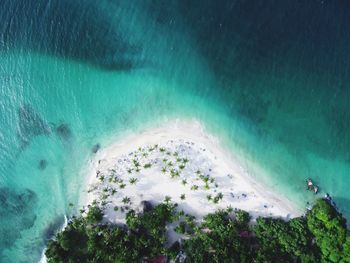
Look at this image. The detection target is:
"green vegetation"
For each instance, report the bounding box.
[254,217,319,262]
[122,196,131,205]
[175,221,187,234]
[132,159,140,168]
[143,163,152,169]
[190,185,199,191]
[85,205,103,224]
[170,169,180,178]
[212,192,223,204]
[164,196,172,203]
[307,199,350,262]
[183,210,250,262]
[129,178,138,185]
[46,199,350,262]
[46,202,177,263]
[159,147,166,152]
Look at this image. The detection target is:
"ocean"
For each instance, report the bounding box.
[0,0,349,262]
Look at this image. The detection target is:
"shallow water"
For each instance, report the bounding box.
[0,1,349,262]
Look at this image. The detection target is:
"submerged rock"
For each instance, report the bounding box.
[55,123,72,140]
[92,143,101,154]
[17,104,51,147]
[0,187,37,256]
[38,159,48,170]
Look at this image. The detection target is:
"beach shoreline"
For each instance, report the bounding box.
[80,119,304,223]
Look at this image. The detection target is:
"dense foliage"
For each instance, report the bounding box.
[307,199,350,262]
[46,202,177,262]
[254,217,319,262]
[182,210,251,262]
[46,199,350,263]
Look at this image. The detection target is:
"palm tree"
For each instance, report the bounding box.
[164,196,172,203]
[191,185,199,191]
[129,178,138,184]
[122,196,131,204]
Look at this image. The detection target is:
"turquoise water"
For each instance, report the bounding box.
[0,1,349,262]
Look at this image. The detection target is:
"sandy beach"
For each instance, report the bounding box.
[81,119,303,224]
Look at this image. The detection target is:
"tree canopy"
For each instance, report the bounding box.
[46,199,350,263]
[307,199,350,262]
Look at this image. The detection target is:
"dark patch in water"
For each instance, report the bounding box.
[0,187,37,256]
[92,143,101,153]
[55,123,72,140]
[42,215,65,240]
[17,104,51,148]
[0,0,144,70]
[38,159,48,170]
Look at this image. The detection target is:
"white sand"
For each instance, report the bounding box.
[81,119,303,224]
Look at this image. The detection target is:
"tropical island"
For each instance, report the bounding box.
[46,121,350,262]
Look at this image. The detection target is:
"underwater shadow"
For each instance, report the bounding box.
[0,187,38,257]
[17,104,51,149]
